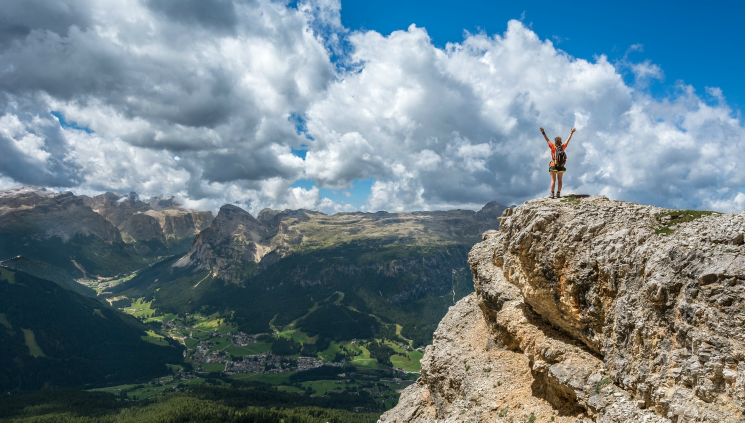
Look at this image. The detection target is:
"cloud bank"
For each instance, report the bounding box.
[0,0,743,214]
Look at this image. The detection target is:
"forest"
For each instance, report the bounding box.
[0,383,382,423]
[0,269,182,393]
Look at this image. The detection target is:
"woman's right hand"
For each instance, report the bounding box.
[539,127,544,132]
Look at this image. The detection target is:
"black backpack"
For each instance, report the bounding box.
[554,145,567,168]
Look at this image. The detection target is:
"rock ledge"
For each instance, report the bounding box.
[381,195,745,423]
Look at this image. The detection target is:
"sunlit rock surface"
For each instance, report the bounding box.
[382,195,745,423]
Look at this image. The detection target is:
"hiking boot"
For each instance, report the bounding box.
[549,192,555,199]
[556,192,561,198]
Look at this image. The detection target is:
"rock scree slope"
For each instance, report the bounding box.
[381,195,745,423]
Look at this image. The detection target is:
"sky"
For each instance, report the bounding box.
[1,0,744,215]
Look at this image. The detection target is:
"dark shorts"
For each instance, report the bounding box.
[549,165,566,173]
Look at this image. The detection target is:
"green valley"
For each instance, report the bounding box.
[0,267,183,393]
[0,186,505,421]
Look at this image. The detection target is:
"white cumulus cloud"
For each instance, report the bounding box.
[0,1,742,214]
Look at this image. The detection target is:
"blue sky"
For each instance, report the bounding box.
[290,0,745,210]
[2,0,744,214]
[341,0,745,113]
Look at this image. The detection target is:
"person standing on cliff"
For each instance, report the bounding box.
[540,127,576,198]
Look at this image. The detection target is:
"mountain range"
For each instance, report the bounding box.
[0,185,504,395]
[110,199,505,346]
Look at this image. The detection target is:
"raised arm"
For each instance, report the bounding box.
[539,127,550,144]
[565,128,576,147]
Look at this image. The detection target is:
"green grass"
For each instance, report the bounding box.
[654,226,674,235]
[125,298,156,319]
[0,313,12,330]
[228,372,295,385]
[202,363,226,372]
[141,335,170,347]
[166,364,184,374]
[595,376,613,394]
[205,337,232,353]
[226,342,272,356]
[318,341,342,362]
[22,329,46,357]
[94,383,140,394]
[350,358,388,369]
[655,210,718,235]
[389,350,423,372]
[0,268,19,285]
[560,196,582,203]
[145,313,177,323]
[141,329,169,346]
[125,386,165,400]
[301,380,352,395]
[277,385,305,393]
[145,330,164,338]
[277,328,314,344]
[184,337,200,350]
[193,313,237,334]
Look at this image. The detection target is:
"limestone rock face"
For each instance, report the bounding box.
[175,204,274,283]
[382,195,745,423]
[0,187,122,244]
[82,191,213,249]
[177,202,507,284]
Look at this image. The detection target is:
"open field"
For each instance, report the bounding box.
[123,298,156,319]
[22,329,46,357]
[390,350,423,372]
[277,328,315,344]
[0,313,11,329]
[202,363,226,372]
[145,313,177,323]
[141,329,170,346]
[226,342,272,356]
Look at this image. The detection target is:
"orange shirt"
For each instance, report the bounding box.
[548,142,569,166]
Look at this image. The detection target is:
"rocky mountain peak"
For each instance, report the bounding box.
[475,200,508,222]
[256,208,315,229]
[175,205,273,282]
[175,201,507,284]
[0,185,56,208]
[82,191,212,253]
[213,204,267,237]
[382,195,745,423]
[0,186,121,244]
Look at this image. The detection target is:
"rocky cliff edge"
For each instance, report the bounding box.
[381,195,745,423]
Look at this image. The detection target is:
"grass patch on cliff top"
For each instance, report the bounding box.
[595,376,612,394]
[654,210,719,235]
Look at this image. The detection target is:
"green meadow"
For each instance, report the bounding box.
[22,329,46,357]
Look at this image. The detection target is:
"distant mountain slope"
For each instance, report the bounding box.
[0,257,96,297]
[0,187,150,278]
[0,186,213,277]
[0,266,183,393]
[112,201,506,346]
[82,191,213,256]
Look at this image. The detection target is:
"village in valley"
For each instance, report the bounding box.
[92,296,419,409]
